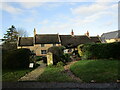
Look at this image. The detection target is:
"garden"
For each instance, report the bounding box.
[2,42,120,82]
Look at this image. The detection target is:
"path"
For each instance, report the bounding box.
[18,61,46,81]
[64,56,82,82]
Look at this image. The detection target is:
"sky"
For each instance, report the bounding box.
[0,0,118,40]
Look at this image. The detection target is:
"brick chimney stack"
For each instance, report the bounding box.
[71,29,74,36]
[34,28,36,36]
[86,31,89,36]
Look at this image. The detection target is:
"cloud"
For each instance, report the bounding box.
[70,2,117,24]
[39,20,49,25]
[1,3,23,14]
[71,3,108,16]
[19,2,43,9]
[2,0,117,2]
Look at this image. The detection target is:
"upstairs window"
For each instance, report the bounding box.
[41,44,45,47]
[41,50,47,54]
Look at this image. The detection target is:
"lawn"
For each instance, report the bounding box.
[70,60,119,83]
[2,69,33,81]
[38,66,74,82]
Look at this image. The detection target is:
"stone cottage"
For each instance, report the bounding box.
[17,29,101,56]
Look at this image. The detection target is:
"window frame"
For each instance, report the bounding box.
[41,50,47,54]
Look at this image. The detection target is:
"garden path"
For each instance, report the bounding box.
[18,61,46,81]
[64,58,82,82]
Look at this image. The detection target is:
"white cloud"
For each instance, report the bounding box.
[1,3,23,14]
[39,20,49,25]
[70,2,118,24]
[19,2,43,9]
[71,3,108,16]
[2,0,117,2]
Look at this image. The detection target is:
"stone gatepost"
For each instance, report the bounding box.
[47,52,53,65]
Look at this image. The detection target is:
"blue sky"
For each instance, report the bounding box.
[0,0,118,39]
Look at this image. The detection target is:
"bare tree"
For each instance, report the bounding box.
[17,28,28,37]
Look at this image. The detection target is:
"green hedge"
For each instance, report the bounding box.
[47,46,66,65]
[2,48,31,69]
[78,42,120,60]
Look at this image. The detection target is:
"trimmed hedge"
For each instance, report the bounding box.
[47,46,66,65]
[78,42,120,60]
[2,48,31,69]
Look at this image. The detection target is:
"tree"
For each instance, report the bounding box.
[17,28,28,37]
[3,25,19,43]
[2,25,19,50]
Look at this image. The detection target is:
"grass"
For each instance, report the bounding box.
[38,66,74,82]
[70,60,119,83]
[2,68,33,82]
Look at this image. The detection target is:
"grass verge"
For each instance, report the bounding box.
[38,66,74,82]
[2,69,32,82]
[70,60,119,83]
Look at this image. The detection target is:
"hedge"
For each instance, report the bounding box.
[78,42,120,60]
[2,48,32,69]
[47,46,66,65]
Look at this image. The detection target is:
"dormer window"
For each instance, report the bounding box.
[41,44,45,47]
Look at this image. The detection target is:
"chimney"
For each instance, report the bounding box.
[86,31,89,36]
[71,29,74,36]
[34,28,36,36]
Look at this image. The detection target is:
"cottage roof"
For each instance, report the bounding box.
[101,30,120,39]
[100,30,120,42]
[18,37,34,46]
[90,36,101,43]
[60,35,94,48]
[35,34,59,44]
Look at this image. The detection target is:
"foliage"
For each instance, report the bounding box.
[2,25,19,50]
[42,56,47,63]
[63,53,72,62]
[77,44,84,57]
[78,42,120,60]
[35,56,43,61]
[2,48,31,69]
[47,46,66,65]
[2,69,32,81]
[39,66,73,82]
[70,60,119,83]
[3,25,19,42]
[56,61,65,67]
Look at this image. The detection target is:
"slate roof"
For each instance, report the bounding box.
[18,37,34,46]
[101,30,120,42]
[35,34,60,44]
[90,36,101,43]
[60,35,94,48]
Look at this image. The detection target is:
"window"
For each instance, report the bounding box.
[68,49,72,52]
[41,44,45,47]
[41,50,47,54]
[53,44,56,46]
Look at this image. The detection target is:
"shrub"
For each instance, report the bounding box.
[78,42,120,60]
[56,61,65,67]
[47,46,65,65]
[63,53,72,62]
[2,48,31,69]
[42,56,47,63]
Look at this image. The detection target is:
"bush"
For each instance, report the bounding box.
[2,48,31,69]
[63,53,72,62]
[56,61,65,67]
[47,46,65,65]
[36,56,43,61]
[42,56,47,63]
[78,42,120,60]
